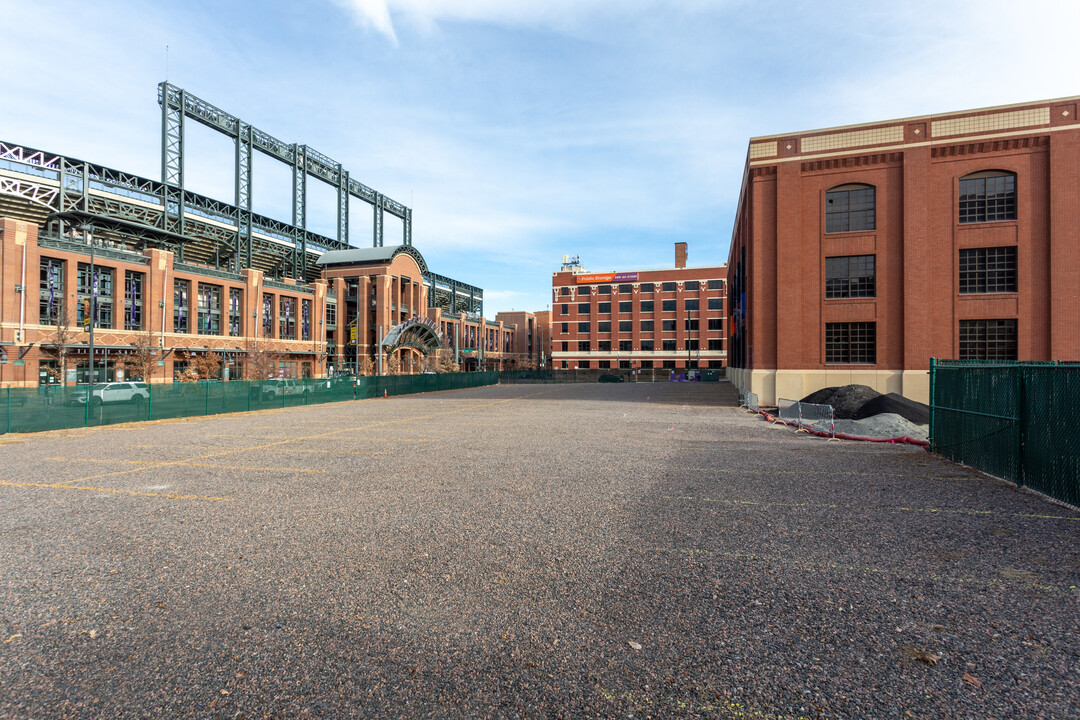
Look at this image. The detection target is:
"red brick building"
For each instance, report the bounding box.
[727,96,1080,405]
[551,244,727,371]
[494,310,552,368]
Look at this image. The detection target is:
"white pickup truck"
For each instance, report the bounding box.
[259,378,307,400]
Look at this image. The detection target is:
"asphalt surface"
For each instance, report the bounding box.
[0,382,1077,719]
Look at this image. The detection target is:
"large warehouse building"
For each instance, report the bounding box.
[728,96,1080,405]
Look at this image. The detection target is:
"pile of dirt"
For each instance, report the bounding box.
[799,384,929,425]
[852,392,930,425]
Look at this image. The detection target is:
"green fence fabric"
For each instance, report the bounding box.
[498,368,722,384]
[1,372,498,436]
[930,359,1079,507]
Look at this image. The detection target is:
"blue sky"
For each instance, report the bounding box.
[4,0,1079,316]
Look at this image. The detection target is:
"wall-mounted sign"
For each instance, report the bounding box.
[575,272,639,284]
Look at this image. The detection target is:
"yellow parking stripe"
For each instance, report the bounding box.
[0,480,232,502]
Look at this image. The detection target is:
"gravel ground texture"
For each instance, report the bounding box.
[0,381,1077,720]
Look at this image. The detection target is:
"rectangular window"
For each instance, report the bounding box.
[708,339,723,350]
[79,263,113,330]
[662,319,676,332]
[662,299,676,312]
[279,297,297,340]
[709,360,724,368]
[198,283,222,335]
[598,360,610,369]
[561,304,568,315]
[663,360,676,369]
[686,281,700,291]
[561,322,569,334]
[325,300,336,327]
[598,302,611,314]
[707,279,723,290]
[561,341,568,352]
[262,292,274,337]
[640,300,654,313]
[708,318,723,331]
[619,320,632,332]
[685,319,699,331]
[687,339,699,351]
[662,282,677,292]
[959,319,1017,360]
[640,360,653,369]
[825,322,876,364]
[561,360,568,369]
[39,257,65,326]
[598,321,611,333]
[640,320,654,332]
[708,298,723,311]
[302,299,312,341]
[618,284,633,294]
[174,279,191,334]
[598,341,611,351]
[226,289,243,336]
[959,247,1017,294]
[578,303,590,314]
[639,283,654,294]
[619,360,631,369]
[122,272,144,331]
[598,285,611,295]
[578,322,590,333]
[560,287,570,296]
[640,340,654,351]
[578,341,591,352]
[825,255,876,299]
[579,361,591,369]
[662,339,676,351]
[619,301,632,313]
[619,340,632,351]
[685,299,699,311]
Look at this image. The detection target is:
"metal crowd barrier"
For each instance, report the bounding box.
[776,397,835,438]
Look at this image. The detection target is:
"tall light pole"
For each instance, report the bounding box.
[80,224,95,386]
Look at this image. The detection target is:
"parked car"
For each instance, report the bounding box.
[260,378,307,400]
[69,382,150,407]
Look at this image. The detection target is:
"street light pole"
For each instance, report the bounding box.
[81,224,95,386]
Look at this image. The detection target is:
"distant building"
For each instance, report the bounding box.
[495,310,552,369]
[727,95,1080,405]
[550,244,727,371]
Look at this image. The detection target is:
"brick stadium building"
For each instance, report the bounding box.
[0,217,518,387]
[727,96,1080,405]
[551,244,727,371]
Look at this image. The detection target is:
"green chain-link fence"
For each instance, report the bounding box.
[1,371,498,436]
[498,368,723,384]
[930,358,1079,507]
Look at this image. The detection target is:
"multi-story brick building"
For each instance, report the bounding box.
[727,96,1080,405]
[551,244,727,371]
[494,310,552,368]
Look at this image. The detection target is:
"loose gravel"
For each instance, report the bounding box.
[0,382,1076,719]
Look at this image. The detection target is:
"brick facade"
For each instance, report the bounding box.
[728,96,1080,405]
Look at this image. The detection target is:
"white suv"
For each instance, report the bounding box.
[260,378,306,399]
[71,382,150,407]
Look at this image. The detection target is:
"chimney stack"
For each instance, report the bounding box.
[675,242,687,269]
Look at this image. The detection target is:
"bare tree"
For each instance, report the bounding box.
[128,330,157,382]
[436,349,459,374]
[385,353,401,376]
[245,341,282,381]
[359,355,375,376]
[47,298,73,387]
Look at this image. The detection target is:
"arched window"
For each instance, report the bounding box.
[959,170,1016,223]
[825,184,875,233]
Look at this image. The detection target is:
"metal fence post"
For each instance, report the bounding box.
[5,388,10,435]
[1016,363,1025,487]
[928,357,936,452]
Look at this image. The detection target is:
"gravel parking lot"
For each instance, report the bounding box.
[0,382,1076,719]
